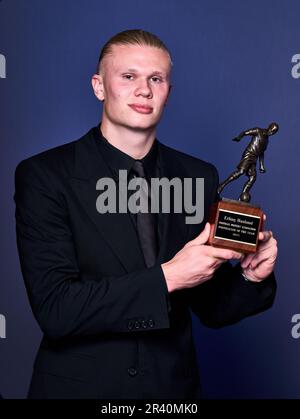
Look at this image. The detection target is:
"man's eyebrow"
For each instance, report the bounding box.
[124,68,138,73]
[151,71,166,76]
[123,68,167,76]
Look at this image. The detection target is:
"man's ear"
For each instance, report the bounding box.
[164,84,172,106]
[91,74,105,102]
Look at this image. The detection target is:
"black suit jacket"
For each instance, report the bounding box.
[14,127,276,399]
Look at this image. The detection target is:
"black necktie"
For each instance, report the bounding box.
[131,160,158,268]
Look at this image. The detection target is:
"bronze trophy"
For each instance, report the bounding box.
[208,122,279,253]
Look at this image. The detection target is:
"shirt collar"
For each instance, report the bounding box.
[93,124,158,179]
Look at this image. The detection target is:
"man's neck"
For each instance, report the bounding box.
[100,120,156,160]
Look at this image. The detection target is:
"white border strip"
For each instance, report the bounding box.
[218,209,261,219]
[214,235,256,246]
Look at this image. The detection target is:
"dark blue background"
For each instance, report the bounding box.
[1,0,299,398]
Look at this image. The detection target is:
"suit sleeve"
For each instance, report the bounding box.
[188,262,276,328]
[187,164,277,328]
[14,159,170,340]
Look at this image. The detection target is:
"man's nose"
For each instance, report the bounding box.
[134,79,153,98]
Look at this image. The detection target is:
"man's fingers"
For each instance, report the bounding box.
[242,234,278,269]
[259,230,273,242]
[241,253,255,269]
[187,222,211,246]
[210,247,243,261]
[247,252,276,270]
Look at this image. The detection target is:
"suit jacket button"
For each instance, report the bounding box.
[148,319,155,328]
[134,321,140,329]
[141,320,148,328]
[128,367,137,377]
[127,321,134,330]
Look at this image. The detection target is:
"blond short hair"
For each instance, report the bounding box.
[97,29,172,74]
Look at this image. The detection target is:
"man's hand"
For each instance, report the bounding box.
[241,222,278,282]
[259,168,266,173]
[161,223,243,293]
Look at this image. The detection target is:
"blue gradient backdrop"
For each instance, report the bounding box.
[0,0,299,398]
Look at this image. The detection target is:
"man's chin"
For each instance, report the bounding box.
[124,121,157,132]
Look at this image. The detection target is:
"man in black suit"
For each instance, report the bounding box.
[14,29,278,399]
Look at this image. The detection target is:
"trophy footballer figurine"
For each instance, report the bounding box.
[208,122,279,253]
[217,123,279,202]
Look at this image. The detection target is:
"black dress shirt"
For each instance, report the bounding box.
[92,125,162,248]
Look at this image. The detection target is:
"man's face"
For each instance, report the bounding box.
[94,44,171,132]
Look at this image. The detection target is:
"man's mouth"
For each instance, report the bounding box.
[128,104,153,114]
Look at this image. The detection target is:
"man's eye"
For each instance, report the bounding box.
[123,74,134,80]
[151,76,162,83]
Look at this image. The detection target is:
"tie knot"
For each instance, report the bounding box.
[131,160,146,178]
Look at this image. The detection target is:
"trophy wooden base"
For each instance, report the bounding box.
[208,198,263,254]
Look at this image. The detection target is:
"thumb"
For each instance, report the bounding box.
[187,222,211,247]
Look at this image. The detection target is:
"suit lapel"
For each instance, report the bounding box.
[69,129,145,273]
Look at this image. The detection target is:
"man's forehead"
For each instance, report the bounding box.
[106,44,171,72]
